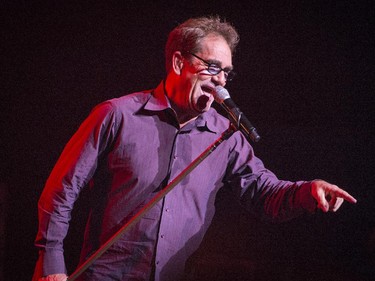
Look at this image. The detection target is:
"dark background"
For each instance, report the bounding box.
[2,1,374,280]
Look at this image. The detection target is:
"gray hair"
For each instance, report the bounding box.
[165,15,240,72]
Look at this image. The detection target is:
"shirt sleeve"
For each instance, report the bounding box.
[34,101,121,276]
[225,131,317,222]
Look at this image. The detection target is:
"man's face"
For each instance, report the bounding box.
[172,34,233,118]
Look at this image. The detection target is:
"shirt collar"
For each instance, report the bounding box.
[144,80,171,111]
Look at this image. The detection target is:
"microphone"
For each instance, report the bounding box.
[214,86,261,143]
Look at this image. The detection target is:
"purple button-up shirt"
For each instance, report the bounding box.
[35,81,316,281]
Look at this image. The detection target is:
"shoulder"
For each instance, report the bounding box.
[80,91,152,130]
[107,90,152,109]
[92,90,152,114]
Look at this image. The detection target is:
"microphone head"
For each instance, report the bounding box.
[214,86,230,104]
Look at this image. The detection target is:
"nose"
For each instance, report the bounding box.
[211,71,226,86]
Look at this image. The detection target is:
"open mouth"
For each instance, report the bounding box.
[196,95,210,111]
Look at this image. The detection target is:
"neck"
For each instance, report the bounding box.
[163,76,198,128]
[169,101,197,128]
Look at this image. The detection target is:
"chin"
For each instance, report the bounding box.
[201,105,212,112]
[194,103,212,113]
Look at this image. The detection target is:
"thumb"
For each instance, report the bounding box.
[311,183,329,212]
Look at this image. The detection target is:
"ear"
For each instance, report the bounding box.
[172,51,184,75]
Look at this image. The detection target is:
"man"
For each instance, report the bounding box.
[32,16,357,281]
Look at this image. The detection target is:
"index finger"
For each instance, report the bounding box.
[334,188,357,204]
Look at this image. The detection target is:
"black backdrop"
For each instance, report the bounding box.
[2,1,374,280]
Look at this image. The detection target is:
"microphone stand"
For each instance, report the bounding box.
[67,126,235,281]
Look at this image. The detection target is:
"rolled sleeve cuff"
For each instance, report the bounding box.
[40,249,67,276]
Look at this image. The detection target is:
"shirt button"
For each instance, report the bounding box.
[165,208,170,212]
[161,234,165,238]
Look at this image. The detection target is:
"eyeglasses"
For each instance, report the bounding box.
[185,51,236,82]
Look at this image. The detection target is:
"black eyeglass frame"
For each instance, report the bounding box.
[184,51,236,82]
